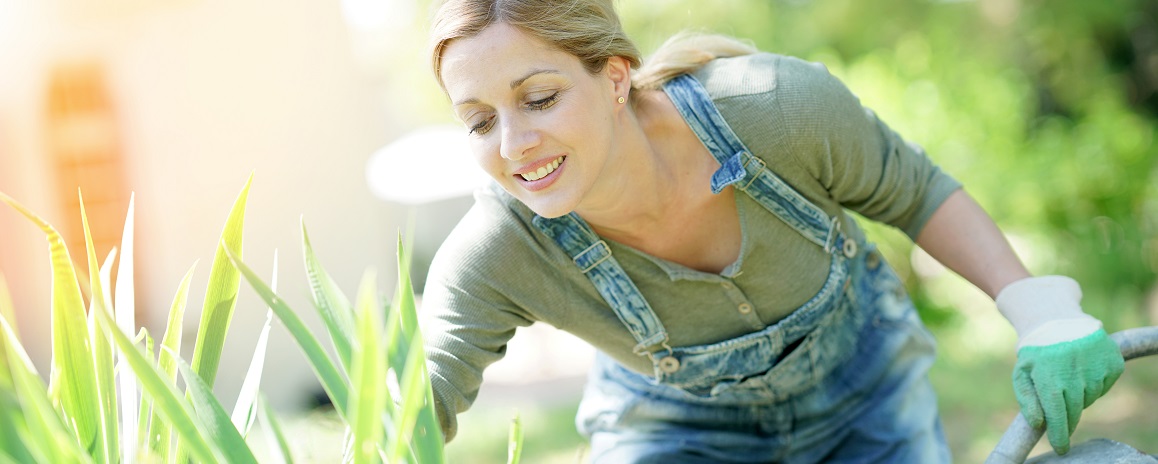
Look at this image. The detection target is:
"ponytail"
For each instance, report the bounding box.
[632,32,758,90]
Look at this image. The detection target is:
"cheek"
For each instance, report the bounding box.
[469,140,504,177]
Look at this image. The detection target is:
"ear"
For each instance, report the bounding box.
[605,56,632,99]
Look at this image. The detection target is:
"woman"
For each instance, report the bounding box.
[421,0,1125,461]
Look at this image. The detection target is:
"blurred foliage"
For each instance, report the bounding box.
[616,0,1158,458]
[619,0,1158,330]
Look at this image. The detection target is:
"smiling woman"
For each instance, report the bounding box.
[417,0,1126,462]
[437,23,627,219]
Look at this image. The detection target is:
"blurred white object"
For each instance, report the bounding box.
[366,125,490,204]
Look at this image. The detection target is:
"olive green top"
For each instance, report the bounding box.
[420,52,962,440]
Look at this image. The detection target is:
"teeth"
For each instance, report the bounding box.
[520,156,564,181]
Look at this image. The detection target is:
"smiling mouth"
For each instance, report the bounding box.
[518,155,565,181]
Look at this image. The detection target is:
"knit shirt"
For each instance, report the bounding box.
[420,52,962,441]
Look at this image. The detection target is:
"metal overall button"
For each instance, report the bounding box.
[658,356,681,373]
[842,239,858,258]
[737,303,753,314]
[866,250,881,270]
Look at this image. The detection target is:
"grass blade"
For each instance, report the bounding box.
[226,246,350,420]
[0,312,92,464]
[506,414,523,464]
[301,221,355,374]
[231,310,272,438]
[386,336,427,464]
[89,241,117,464]
[258,394,294,464]
[0,272,15,342]
[151,262,196,458]
[115,193,138,464]
[93,304,226,464]
[190,174,252,387]
[135,329,154,455]
[0,191,100,457]
[348,270,386,464]
[0,395,37,464]
[173,354,259,464]
[231,251,278,438]
[394,239,444,463]
[0,272,15,389]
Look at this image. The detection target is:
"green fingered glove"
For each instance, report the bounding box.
[1012,329,1124,454]
[995,275,1125,455]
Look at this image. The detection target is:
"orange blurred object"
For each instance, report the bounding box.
[45,61,130,279]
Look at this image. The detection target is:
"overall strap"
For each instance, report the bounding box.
[531,213,673,360]
[662,74,843,254]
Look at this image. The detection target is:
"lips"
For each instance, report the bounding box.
[517,155,565,181]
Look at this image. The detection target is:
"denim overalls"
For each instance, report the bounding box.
[531,74,951,463]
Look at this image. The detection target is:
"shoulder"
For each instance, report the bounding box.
[425,184,568,293]
[691,52,841,101]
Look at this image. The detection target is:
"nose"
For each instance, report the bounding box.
[499,114,541,161]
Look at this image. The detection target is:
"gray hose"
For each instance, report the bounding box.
[984,326,1158,464]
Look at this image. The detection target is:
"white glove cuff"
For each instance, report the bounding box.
[994,275,1101,349]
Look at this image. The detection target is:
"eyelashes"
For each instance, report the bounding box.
[468,91,561,136]
[469,116,492,135]
[526,92,560,111]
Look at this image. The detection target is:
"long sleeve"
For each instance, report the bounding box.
[774,55,961,238]
[420,197,535,442]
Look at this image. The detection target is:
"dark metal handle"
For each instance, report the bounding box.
[985,326,1158,464]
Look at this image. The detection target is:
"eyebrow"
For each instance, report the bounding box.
[452,69,561,106]
[510,69,559,89]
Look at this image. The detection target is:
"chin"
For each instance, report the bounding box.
[516,194,576,219]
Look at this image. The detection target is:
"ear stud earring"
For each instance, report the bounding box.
[617,96,626,104]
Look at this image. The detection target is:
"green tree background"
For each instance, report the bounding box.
[422,0,1158,461]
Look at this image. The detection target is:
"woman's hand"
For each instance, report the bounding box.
[915,191,1125,454]
[997,276,1125,455]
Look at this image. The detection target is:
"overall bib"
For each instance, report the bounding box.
[531,74,951,463]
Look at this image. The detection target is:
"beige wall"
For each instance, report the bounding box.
[0,0,428,410]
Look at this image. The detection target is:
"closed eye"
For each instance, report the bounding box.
[526,92,560,111]
[468,115,494,135]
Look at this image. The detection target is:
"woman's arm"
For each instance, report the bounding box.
[914,188,1029,298]
[912,187,1123,456]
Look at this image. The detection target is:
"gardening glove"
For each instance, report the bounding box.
[996,275,1125,455]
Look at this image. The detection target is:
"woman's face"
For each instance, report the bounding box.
[440,23,627,218]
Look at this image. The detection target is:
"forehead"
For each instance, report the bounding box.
[441,23,582,101]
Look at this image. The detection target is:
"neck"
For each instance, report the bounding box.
[574,90,701,241]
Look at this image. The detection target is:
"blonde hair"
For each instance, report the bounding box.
[429,0,757,91]
[632,32,758,90]
[429,0,641,89]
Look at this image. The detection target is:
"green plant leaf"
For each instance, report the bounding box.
[232,309,272,439]
[394,239,444,464]
[0,311,92,464]
[135,328,154,457]
[257,394,294,464]
[115,193,139,464]
[349,270,386,464]
[506,414,523,464]
[231,250,277,438]
[174,354,259,464]
[0,272,15,389]
[0,191,100,457]
[93,303,226,464]
[386,336,427,464]
[0,275,23,463]
[0,393,37,464]
[151,262,196,459]
[0,272,15,343]
[226,246,350,420]
[89,241,117,464]
[190,174,252,388]
[301,221,355,374]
